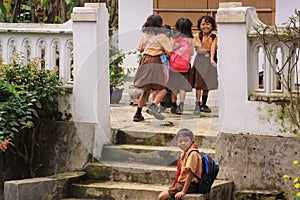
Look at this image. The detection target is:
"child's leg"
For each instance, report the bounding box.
[171,92,177,114]
[177,90,185,114]
[133,86,151,122]
[200,90,211,113]
[158,190,172,200]
[146,88,166,120]
[193,89,201,114]
[152,88,166,104]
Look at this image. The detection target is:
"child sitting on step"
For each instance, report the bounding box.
[158,128,202,200]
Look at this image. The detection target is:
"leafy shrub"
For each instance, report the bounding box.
[0,53,65,153]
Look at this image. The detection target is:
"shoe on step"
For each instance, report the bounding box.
[176,103,184,115]
[158,105,166,113]
[200,105,211,113]
[133,113,144,122]
[146,104,165,120]
[193,101,201,114]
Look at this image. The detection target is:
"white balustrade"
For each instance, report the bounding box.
[0,21,73,85]
[0,3,111,159]
[217,3,297,136]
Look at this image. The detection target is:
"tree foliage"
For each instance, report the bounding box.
[0,0,118,25]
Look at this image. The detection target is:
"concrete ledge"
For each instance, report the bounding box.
[4,172,86,200]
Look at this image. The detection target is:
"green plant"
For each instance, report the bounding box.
[0,52,65,176]
[283,160,300,199]
[109,50,135,89]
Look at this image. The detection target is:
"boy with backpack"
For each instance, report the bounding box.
[158,128,201,200]
[158,128,219,200]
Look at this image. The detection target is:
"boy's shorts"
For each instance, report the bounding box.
[168,182,198,197]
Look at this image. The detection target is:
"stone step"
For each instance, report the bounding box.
[235,189,284,200]
[69,180,233,200]
[111,128,217,148]
[85,161,176,185]
[101,144,215,166]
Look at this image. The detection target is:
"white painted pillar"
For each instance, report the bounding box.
[72,3,110,159]
[118,0,153,70]
[216,3,258,134]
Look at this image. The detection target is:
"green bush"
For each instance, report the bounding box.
[0,53,65,153]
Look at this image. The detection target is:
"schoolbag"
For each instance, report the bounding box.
[188,150,219,194]
[169,37,192,72]
[199,32,218,63]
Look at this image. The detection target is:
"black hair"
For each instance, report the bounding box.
[173,18,193,38]
[163,24,171,30]
[175,128,194,141]
[142,14,163,34]
[197,15,216,31]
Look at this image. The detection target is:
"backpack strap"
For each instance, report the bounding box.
[199,32,216,42]
[144,34,163,50]
[187,150,202,180]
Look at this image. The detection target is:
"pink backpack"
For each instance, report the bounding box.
[170,37,192,72]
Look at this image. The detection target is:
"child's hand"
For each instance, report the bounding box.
[174,43,181,50]
[211,60,217,67]
[175,191,185,200]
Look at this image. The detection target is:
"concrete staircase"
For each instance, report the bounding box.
[64,126,234,200]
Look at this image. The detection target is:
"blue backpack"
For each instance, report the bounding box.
[188,150,219,194]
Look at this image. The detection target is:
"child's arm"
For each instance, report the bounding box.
[210,37,218,67]
[174,170,194,200]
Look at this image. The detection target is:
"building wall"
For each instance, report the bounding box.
[153,0,275,27]
[118,0,153,71]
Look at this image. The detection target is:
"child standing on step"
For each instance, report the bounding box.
[158,128,202,200]
[192,16,218,114]
[133,14,173,122]
[167,18,195,115]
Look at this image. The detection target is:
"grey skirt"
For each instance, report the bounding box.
[167,68,193,94]
[192,53,218,90]
[134,54,167,90]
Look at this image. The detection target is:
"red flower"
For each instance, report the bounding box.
[0,144,7,150]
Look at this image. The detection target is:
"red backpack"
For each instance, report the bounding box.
[170,37,192,72]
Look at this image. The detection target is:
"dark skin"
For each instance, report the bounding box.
[174,170,194,200]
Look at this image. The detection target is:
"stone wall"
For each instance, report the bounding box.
[0,121,93,199]
[215,132,300,192]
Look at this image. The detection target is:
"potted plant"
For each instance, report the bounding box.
[109,50,134,104]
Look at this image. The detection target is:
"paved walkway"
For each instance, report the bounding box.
[110,82,219,137]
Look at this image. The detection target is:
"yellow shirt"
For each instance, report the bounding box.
[138,33,173,56]
[178,147,202,183]
[193,32,218,53]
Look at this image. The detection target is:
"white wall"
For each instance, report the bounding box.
[276,0,300,25]
[118,0,153,71]
[216,4,295,137]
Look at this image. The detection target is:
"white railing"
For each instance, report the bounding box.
[217,3,297,136]
[0,21,73,85]
[0,3,111,159]
[248,31,300,100]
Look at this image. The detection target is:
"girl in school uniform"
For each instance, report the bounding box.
[168,18,195,115]
[192,16,218,114]
[133,14,173,122]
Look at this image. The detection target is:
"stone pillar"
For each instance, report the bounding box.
[72,3,110,159]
